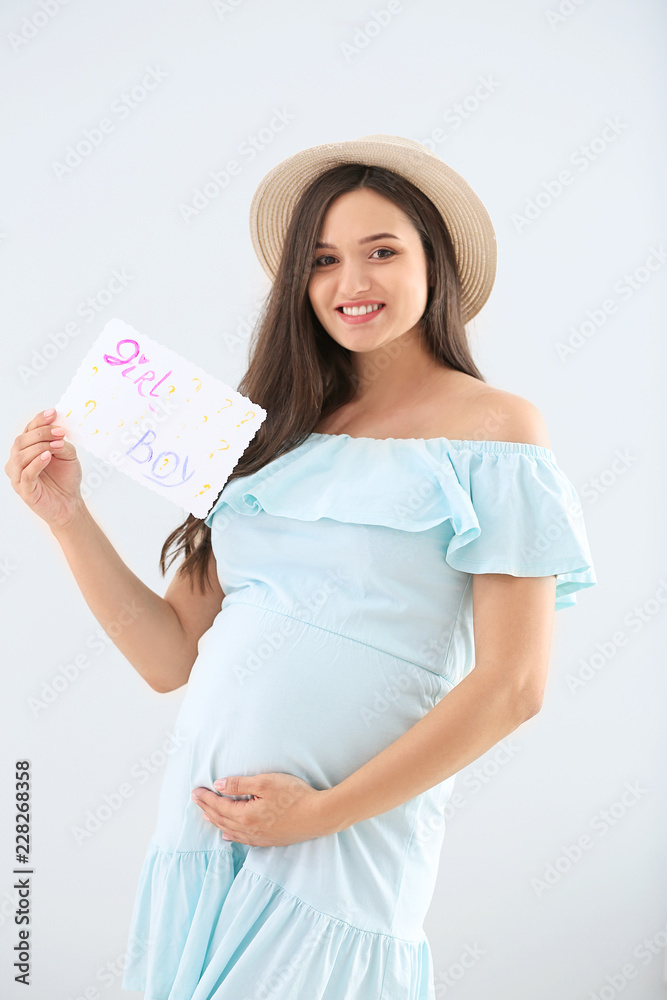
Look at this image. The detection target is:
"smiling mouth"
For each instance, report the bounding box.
[336,303,386,317]
[336,302,385,326]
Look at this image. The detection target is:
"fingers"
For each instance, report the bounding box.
[192,789,248,836]
[8,438,60,483]
[197,804,241,837]
[23,414,66,450]
[23,408,55,434]
[20,448,54,497]
[5,409,66,491]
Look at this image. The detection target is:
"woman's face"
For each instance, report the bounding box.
[307,188,430,353]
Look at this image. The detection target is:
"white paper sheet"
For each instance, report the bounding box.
[53,318,267,519]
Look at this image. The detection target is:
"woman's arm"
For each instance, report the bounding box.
[6,409,224,694]
[51,505,224,694]
[319,571,557,832]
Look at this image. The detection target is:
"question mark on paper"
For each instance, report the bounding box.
[209,439,230,458]
[218,399,233,411]
[156,454,175,473]
[84,401,96,417]
[236,410,254,427]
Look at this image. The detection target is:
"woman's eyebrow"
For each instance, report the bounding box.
[315,232,403,250]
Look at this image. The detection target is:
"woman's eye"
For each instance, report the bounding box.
[313,248,395,268]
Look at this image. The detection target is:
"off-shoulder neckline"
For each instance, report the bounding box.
[308,431,556,459]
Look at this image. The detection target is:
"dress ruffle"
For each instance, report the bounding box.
[204,433,596,611]
[121,841,435,1000]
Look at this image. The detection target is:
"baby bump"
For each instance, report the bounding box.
[175,601,441,788]
[149,600,453,935]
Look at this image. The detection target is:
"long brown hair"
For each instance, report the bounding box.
[159,162,487,593]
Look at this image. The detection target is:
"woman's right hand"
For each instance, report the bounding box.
[4,409,85,532]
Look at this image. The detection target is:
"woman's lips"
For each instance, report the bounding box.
[335,304,386,325]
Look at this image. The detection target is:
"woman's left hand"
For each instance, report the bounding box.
[191,772,334,846]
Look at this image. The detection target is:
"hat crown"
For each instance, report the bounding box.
[356,134,439,160]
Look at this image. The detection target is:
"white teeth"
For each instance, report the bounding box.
[340,303,383,316]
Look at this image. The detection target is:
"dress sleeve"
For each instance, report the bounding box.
[444,444,597,610]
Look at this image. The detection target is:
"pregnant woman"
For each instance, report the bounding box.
[7,135,597,1000]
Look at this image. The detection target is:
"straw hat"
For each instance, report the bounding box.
[248,134,497,324]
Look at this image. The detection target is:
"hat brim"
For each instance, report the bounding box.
[249,134,497,325]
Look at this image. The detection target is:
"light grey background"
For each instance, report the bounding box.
[1,1,666,997]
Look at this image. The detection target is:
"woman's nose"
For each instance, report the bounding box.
[336,261,372,296]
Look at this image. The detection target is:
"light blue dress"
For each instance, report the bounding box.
[121,432,596,1000]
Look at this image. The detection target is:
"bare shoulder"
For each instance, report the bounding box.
[435,371,553,449]
[469,384,552,449]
